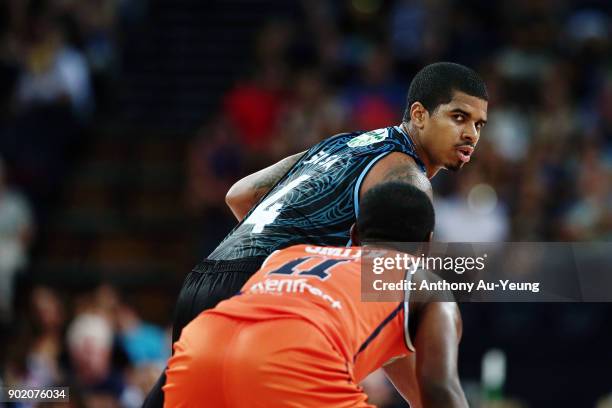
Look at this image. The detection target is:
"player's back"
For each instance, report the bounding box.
[208,126,425,260]
[209,244,414,381]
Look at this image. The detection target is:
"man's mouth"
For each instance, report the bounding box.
[456,146,474,163]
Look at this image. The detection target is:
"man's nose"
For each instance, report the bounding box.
[462,124,479,144]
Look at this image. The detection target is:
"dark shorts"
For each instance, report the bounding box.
[172,256,267,342]
[143,256,266,408]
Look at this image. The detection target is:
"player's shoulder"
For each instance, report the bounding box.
[307,127,399,153]
[359,151,432,200]
[307,131,362,152]
[377,151,428,176]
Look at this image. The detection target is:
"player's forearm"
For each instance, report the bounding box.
[226,151,306,220]
[225,173,268,221]
[387,379,423,408]
[415,303,466,408]
[383,356,423,408]
[419,379,468,408]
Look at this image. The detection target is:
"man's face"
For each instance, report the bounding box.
[422,91,488,172]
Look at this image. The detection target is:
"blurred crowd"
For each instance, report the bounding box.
[0,1,154,406]
[0,0,611,407]
[0,0,128,212]
[2,284,169,407]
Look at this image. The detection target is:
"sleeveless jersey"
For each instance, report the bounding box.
[208,244,415,382]
[208,126,425,260]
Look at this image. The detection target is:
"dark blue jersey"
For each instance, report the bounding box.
[208,126,426,260]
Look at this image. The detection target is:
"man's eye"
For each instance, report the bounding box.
[453,115,464,122]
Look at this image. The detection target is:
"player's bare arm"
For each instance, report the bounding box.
[383,354,423,408]
[360,152,433,201]
[415,302,467,408]
[225,151,306,220]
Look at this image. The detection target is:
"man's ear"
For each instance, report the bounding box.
[350,224,360,246]
[409,102,429,130]
[427,231,433,243]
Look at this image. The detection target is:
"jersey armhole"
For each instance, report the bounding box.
[403,268,416,352]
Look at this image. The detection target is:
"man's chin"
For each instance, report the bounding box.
[445,161,464,172]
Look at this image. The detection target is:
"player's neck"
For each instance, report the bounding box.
[401,122,440,179]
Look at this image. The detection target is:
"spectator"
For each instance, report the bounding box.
[185,117,245,255]
[186,117,245,212]
[223,21,293,160]
[0,158,34,324]
[273,68,346,156]
[115,301,169,369]
[560,143,612,240]
[223,61,288,160]
[3,286,65,392]
[435,164,510,242]
[66,312,125,407]
[341,45,406,130]
[16,9,92,119]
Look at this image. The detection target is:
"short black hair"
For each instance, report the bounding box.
[357,182,434,242]
[402,62,488,122]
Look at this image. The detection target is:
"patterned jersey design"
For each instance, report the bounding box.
[208,126,425,260]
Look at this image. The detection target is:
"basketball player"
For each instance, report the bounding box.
[164,183,467,408]
[144,62,486,407]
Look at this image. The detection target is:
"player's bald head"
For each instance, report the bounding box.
[356,182,434,243]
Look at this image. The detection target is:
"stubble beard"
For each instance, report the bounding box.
[445,161,464,172]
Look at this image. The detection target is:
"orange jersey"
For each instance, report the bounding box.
[208,244,414,381]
